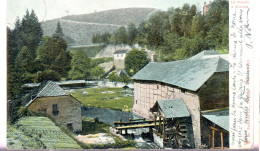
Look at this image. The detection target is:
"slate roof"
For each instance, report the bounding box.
[188,50,221,60]
[22,81,69,107]
[132,50,229,91]
[114,49,129,54]
[151,99,190,118]
[202,109,229,131]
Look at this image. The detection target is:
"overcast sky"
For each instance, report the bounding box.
[7,0,212,28]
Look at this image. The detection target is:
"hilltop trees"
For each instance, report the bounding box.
[92,0,229,62]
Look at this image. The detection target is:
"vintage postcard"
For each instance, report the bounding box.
[3,0,259,150]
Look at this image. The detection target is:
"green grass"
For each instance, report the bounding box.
[70,87,134,111]
[68,44,106,57]
[10,116,81,149]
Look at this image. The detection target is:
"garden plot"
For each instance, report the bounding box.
[7,124,44,149]
[14,116,81,149]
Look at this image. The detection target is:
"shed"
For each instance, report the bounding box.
[201,109,229,149]
[22,81,82,132]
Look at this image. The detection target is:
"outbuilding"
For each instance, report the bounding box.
[22,80,82,132]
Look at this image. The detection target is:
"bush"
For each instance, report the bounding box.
[94,117,99,123]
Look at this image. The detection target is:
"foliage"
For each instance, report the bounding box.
[91,0,229,61]
[90,66,105,79]
[125,49,149,76]
[7,10,43,99]
[119,75,132,84]
[53,21,64,38]
[70,87,134,111]
[81,117,110,135]
[68,44,106,58]
[36,36,71,80]
[68,50,91,80]
[108,72,120,82]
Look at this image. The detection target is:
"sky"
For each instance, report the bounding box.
[6,0,212,28]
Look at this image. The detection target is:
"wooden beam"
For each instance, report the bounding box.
[212,129,215,149]
[221,132,223,149]
[210,126,228,133]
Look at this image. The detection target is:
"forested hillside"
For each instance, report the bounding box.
[41,8,156,45]
[93,0,229,61]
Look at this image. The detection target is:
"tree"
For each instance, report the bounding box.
[90,66,105,79]
[115,27,128,44]
[127,23,138,45]
[125,49,149,76]
[36,36,71,80]
[53,21,64,39]
[68,50,91,80]
[108,72,120,82]
[20,9,43,55]
[15,46,35,73]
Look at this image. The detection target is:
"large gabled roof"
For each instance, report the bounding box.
[150,99,190,118]
[22,81,69,107]
[132,50,229,91]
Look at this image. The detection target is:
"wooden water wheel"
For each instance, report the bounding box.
[165,120,189,148]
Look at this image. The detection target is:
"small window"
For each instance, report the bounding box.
[67,123,73,131]
[181,89,186,93]
[157,85,159,89]
[136,100,137,104]
[52,104,59,116]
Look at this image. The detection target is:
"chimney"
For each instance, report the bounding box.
[151,52,157,62]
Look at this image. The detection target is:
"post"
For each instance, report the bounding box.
[208,135,211,147]
[220,132,223,149]
[154,114,157,129]
[158,115,162,134]
[125,129,128,135]
[212,129,215,149]
[163,117,166,137]
[120,119,122,134]
[149,127,153,134]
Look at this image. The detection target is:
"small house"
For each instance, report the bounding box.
[113,49,129,70]
[22,81,82,132]
[131,50,229,148]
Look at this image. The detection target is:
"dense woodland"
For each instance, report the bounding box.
[7,0,228,100]
[92,0,229,61]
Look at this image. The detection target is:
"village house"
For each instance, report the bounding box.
[131,50,229,148]
[113,49,129,70]
[21,81,82,132]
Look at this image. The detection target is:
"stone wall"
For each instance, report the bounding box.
[27,95,82,132]
[132,80,201,148]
